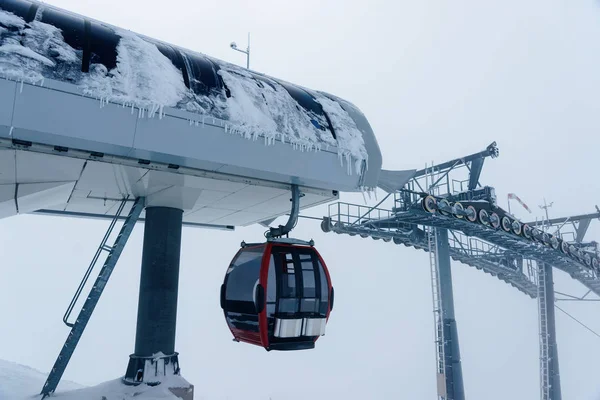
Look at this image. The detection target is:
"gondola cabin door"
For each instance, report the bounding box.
[221,242,333,351]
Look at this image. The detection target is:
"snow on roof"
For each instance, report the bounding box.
[0,7,369,175]
[0,358,192,400]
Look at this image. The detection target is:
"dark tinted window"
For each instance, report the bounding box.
[266,255,277,303]
[318,259,329,315]
[0,0,37,23]
[303,273,316,297]
[301,298,319,313]
[226,312,259,333]
[225,247,264,303]
[279,298,299,313]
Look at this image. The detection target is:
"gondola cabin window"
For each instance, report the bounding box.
[223,245,264,334]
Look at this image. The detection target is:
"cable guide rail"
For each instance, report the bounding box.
[323,195,600,298]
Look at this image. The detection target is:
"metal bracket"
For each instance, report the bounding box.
[267,184,302,238]
[267,237,315,246]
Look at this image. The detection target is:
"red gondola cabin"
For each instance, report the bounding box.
[220,240,334,351]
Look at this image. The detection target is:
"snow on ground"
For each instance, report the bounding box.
[0,358,192,400]
[0,359,83,399]
[0,6,368,175]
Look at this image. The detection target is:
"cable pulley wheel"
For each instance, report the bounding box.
[452,202,464,219]
[511,220,522,235]
[569,245,581,261]
[584,254,592,266]
[422,195,437,213]
[334,222,343,234]
[466,206,477,222]
[489,212,501,229]
[438,199,451,216]
[541,232,550,245]
[523,224,532,239]
[560,240,569,254]
[501,216,512,232]
[478,209,490,226]
[550,236,559,250]
[592,257,599,271]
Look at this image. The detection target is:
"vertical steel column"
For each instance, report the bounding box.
[541,264,562,400]
[124,206,183,385]
[436,228,465,400]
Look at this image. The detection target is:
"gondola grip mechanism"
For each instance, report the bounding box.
[267,184,302,238]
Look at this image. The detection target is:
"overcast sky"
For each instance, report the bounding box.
[1,0,600,399]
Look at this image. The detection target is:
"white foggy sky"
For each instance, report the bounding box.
[1,0,600,399]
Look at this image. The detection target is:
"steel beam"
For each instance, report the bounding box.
[524,212,600,227]
[413,142,498,178]
[543,264,562,400]
[437,228,465,400]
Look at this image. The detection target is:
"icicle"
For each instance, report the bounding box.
[19,80,24,94]
[131,104,135,114]
[9,126,14,136]
[361,190,368,204]
[202,117,205,127]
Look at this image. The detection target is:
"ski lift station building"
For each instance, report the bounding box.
[0,0,383,228]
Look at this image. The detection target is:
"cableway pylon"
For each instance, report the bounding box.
[320,142,599,400]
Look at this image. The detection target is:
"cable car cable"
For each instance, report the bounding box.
[555,304,600,340]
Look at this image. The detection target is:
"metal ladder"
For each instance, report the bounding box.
[428,225,447,399]
[537,262,550,400]
[424,162,447,399]
[41,197,145,398]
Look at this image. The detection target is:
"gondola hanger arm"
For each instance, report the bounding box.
[267,184,302,239]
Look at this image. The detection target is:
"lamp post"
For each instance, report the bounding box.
[230,32,250,69]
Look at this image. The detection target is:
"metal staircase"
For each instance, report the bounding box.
[41,197,145,398]
[428,226,447,399]
[537,262,550,400]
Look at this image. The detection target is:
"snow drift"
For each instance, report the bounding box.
[0,358,192,400]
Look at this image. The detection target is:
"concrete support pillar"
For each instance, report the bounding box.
[124,207,189,397]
